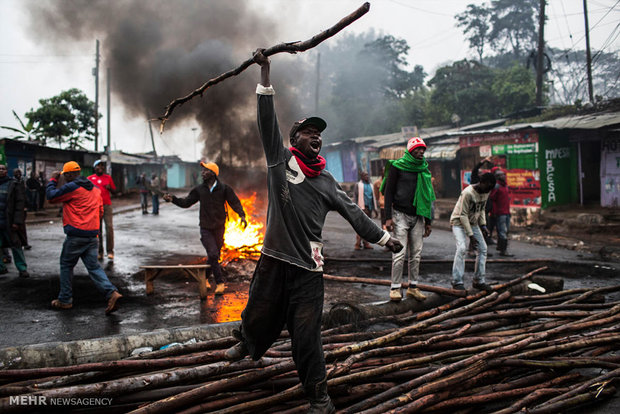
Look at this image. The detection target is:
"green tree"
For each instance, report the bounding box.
[427,60,536,125]
[488,0,539,60]
[455,3,492,62]
[319,33,427,140]
[26,88,98,149]
[1,110,37,141]
[427,60,498,126]
[491,64,536,113]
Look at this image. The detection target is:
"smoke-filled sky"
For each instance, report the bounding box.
[1,0,618,162]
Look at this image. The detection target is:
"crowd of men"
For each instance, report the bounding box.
[0,52,514,414]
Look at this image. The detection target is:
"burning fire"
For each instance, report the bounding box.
[221,193,264,265]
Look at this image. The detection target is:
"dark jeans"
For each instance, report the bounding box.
[27,190,39,211]
[199,226,225,284]
[151,195,159,214]
[58,236,117,304]
[140,192,149,212]
[240,254,326,389]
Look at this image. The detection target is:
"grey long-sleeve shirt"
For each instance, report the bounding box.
[256,84,389,271]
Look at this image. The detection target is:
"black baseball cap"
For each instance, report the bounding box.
[289,117,327,138]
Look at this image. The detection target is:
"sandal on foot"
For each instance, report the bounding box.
[105,291,122,314]
[51,299,72,310]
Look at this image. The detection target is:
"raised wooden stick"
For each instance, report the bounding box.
[158,2,371,131]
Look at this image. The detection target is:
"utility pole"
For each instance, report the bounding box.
[148,117,157,159]
[315,52,321,114]
[93,40,100,152]
[583,0,594,103]
[535,0,546,106]
[191,127,198,161]
[106,67,111,174]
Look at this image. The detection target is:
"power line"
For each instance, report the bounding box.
[386,0,454,17]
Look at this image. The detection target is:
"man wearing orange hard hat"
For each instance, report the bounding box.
[46,161,122,314]
[163,161,246,295]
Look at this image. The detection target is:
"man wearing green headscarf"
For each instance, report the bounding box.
[381,137,436,302]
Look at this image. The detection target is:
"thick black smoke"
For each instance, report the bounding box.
[25,0,309,167]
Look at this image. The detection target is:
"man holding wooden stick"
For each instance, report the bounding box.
[224,49,403,413]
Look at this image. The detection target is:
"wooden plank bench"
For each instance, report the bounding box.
[140,264,211,300]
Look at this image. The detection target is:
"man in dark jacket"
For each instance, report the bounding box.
[224,50,403,414]
[47,161,122,314]
[163,162,246,295]
[381,137,435,302]
[0,164,29,277]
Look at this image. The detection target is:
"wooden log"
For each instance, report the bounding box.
[526,385,617,414]
[174,390,272,414]
[0,358,282,413]
[342,305,620,413]
[128,360,296,414]
[0,351,228,380]
[323,274,467,297]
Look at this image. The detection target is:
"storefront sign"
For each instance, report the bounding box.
[539,139,572,208]
[460,130,538,148]
[601,138,620,207]
[479,145,492,157]
[506,169,541,207]
[461,169,541,207]
[492,143,537,155]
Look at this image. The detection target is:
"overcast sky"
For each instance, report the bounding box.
[1,0,618,161]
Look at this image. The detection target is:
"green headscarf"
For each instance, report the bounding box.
[380,150,436,220]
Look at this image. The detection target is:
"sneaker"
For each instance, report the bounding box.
[107,253,114,260]
[19,270,30,278]
[452,283,466,291]
[472,281,493,292]
[406,287,426,301]
[389,288,402,302]
[215,283,226,295]
[224,341,249,361]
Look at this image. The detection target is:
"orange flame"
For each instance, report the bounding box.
[221,193,265,265]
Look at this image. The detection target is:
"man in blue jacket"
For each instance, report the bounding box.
[47,161,122,314]
[225,50,403,413]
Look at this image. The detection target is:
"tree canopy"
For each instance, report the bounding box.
[25,88,99,149]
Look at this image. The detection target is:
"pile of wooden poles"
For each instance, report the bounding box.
[1,267,619,413]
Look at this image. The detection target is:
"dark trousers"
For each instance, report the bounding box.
[199,226,225,284]
[240,254,326,389]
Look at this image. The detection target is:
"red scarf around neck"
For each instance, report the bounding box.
[289,147,326,178]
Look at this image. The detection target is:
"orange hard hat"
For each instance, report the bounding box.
[62,161,81,174]
[200,162,219,176]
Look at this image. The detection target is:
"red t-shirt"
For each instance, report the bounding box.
[490,182,511,215]
[87,174,116,205]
